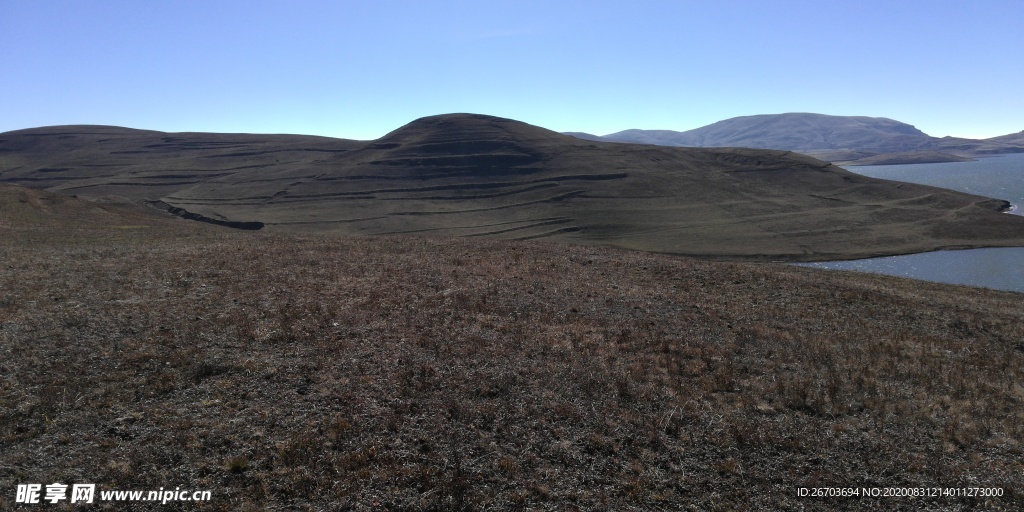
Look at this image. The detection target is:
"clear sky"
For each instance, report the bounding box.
[2,0,1021,140]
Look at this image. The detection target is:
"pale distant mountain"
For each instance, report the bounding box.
[605,113,932,153]
[986,130,1024,145]
[561,131,604,142]
[569,113,1024,165]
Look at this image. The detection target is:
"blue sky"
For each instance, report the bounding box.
[2,0,1021,139]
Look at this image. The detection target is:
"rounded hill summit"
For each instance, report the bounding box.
[3,113,1024,260]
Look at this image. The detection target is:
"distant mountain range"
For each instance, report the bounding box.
[566,113,1024,165]
[3,113,1024,261]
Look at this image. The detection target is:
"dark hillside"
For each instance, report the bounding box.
[3,114,1024,260]
[0,125,362,201]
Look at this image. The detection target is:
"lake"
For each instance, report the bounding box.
[849,153,1024,215]
[797,153,1024,293]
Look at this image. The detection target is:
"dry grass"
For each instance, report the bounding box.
[1,225,1022,510]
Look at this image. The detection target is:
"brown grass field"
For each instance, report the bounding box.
[1,187,1022,510]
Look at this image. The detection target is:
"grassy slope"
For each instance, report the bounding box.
[0,183,206,242]
[0,125,362,204]
[806,150,975,166]
[4,115,1024,261]
[1,192,1022,510]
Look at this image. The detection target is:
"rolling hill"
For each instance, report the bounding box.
[3,113,1024,261]
[3,119,1024,509]
[604,113,933,152]
[987,130,1024,145]
[586,113,1024,165]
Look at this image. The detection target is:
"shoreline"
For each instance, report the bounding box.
[793,246,1024,294]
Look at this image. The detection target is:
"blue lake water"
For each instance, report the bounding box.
[848,153,1024,215]
[797,153,1024,293]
